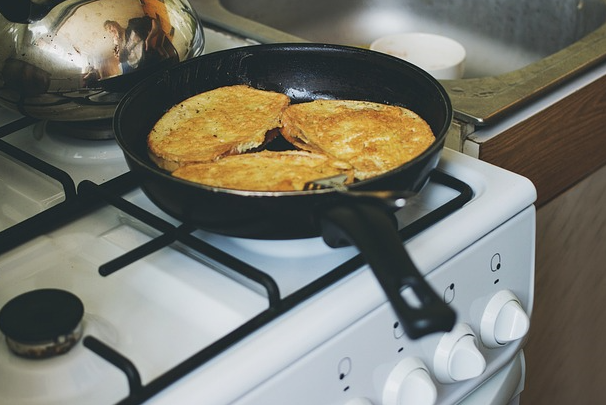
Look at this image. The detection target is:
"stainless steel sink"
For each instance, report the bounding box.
[192,0,606,126]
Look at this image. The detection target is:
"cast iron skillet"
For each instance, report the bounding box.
[114,43,455,339]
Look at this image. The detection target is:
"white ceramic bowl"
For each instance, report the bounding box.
[370,32,466,80]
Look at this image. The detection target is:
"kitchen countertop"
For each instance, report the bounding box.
[462,58,606,207]
[463,60,606,153]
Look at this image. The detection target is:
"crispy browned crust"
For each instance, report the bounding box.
[280,99,435,180]
[172,150,353,191]
[147,85,290,171]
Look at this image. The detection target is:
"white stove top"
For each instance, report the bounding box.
[0,134,535,404]
[0,28,537,405]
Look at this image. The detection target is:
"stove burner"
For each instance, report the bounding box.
[0,289,84,359]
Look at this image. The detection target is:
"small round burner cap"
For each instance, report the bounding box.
[0,289,84,358]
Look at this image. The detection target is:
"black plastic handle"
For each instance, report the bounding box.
[320,201,456,339]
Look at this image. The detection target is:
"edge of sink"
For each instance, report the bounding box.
[194,0,606,126]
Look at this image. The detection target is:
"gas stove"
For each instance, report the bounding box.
[0,28,536,405]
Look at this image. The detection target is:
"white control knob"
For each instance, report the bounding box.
[481,290,530,348]
[434,323,486,384]
[383,357,437,405]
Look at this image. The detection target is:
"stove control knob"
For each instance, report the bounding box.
[434,323,486,384]
[383,357,437,405]
[481,290,530,348]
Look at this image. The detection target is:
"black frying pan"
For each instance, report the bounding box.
[114,43,455,339]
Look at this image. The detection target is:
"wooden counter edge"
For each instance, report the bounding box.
[471,74,606,207]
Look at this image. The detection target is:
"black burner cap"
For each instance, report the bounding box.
[0,289,84,343]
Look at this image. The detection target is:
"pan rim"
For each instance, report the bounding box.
[114,42,452,198]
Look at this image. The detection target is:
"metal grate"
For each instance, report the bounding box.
[0,116,472,403]
[80,170,472,405]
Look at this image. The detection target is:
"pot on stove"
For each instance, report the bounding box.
[0,0,204,122]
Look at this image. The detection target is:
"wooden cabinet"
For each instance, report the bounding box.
[522,163,606,404]
[473,74,606,208]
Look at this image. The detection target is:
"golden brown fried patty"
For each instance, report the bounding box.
[147,85,290,171]
[280,99,435,180]
[172,150,353,192]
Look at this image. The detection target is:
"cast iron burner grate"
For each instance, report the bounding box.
[0,117,82,252]
[72,170,473,405]
[0,168,472,404]
[0,116,474,403]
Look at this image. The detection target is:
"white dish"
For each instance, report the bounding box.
[370,32,466,80]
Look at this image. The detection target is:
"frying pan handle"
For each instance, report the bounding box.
[319,202,456,339]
